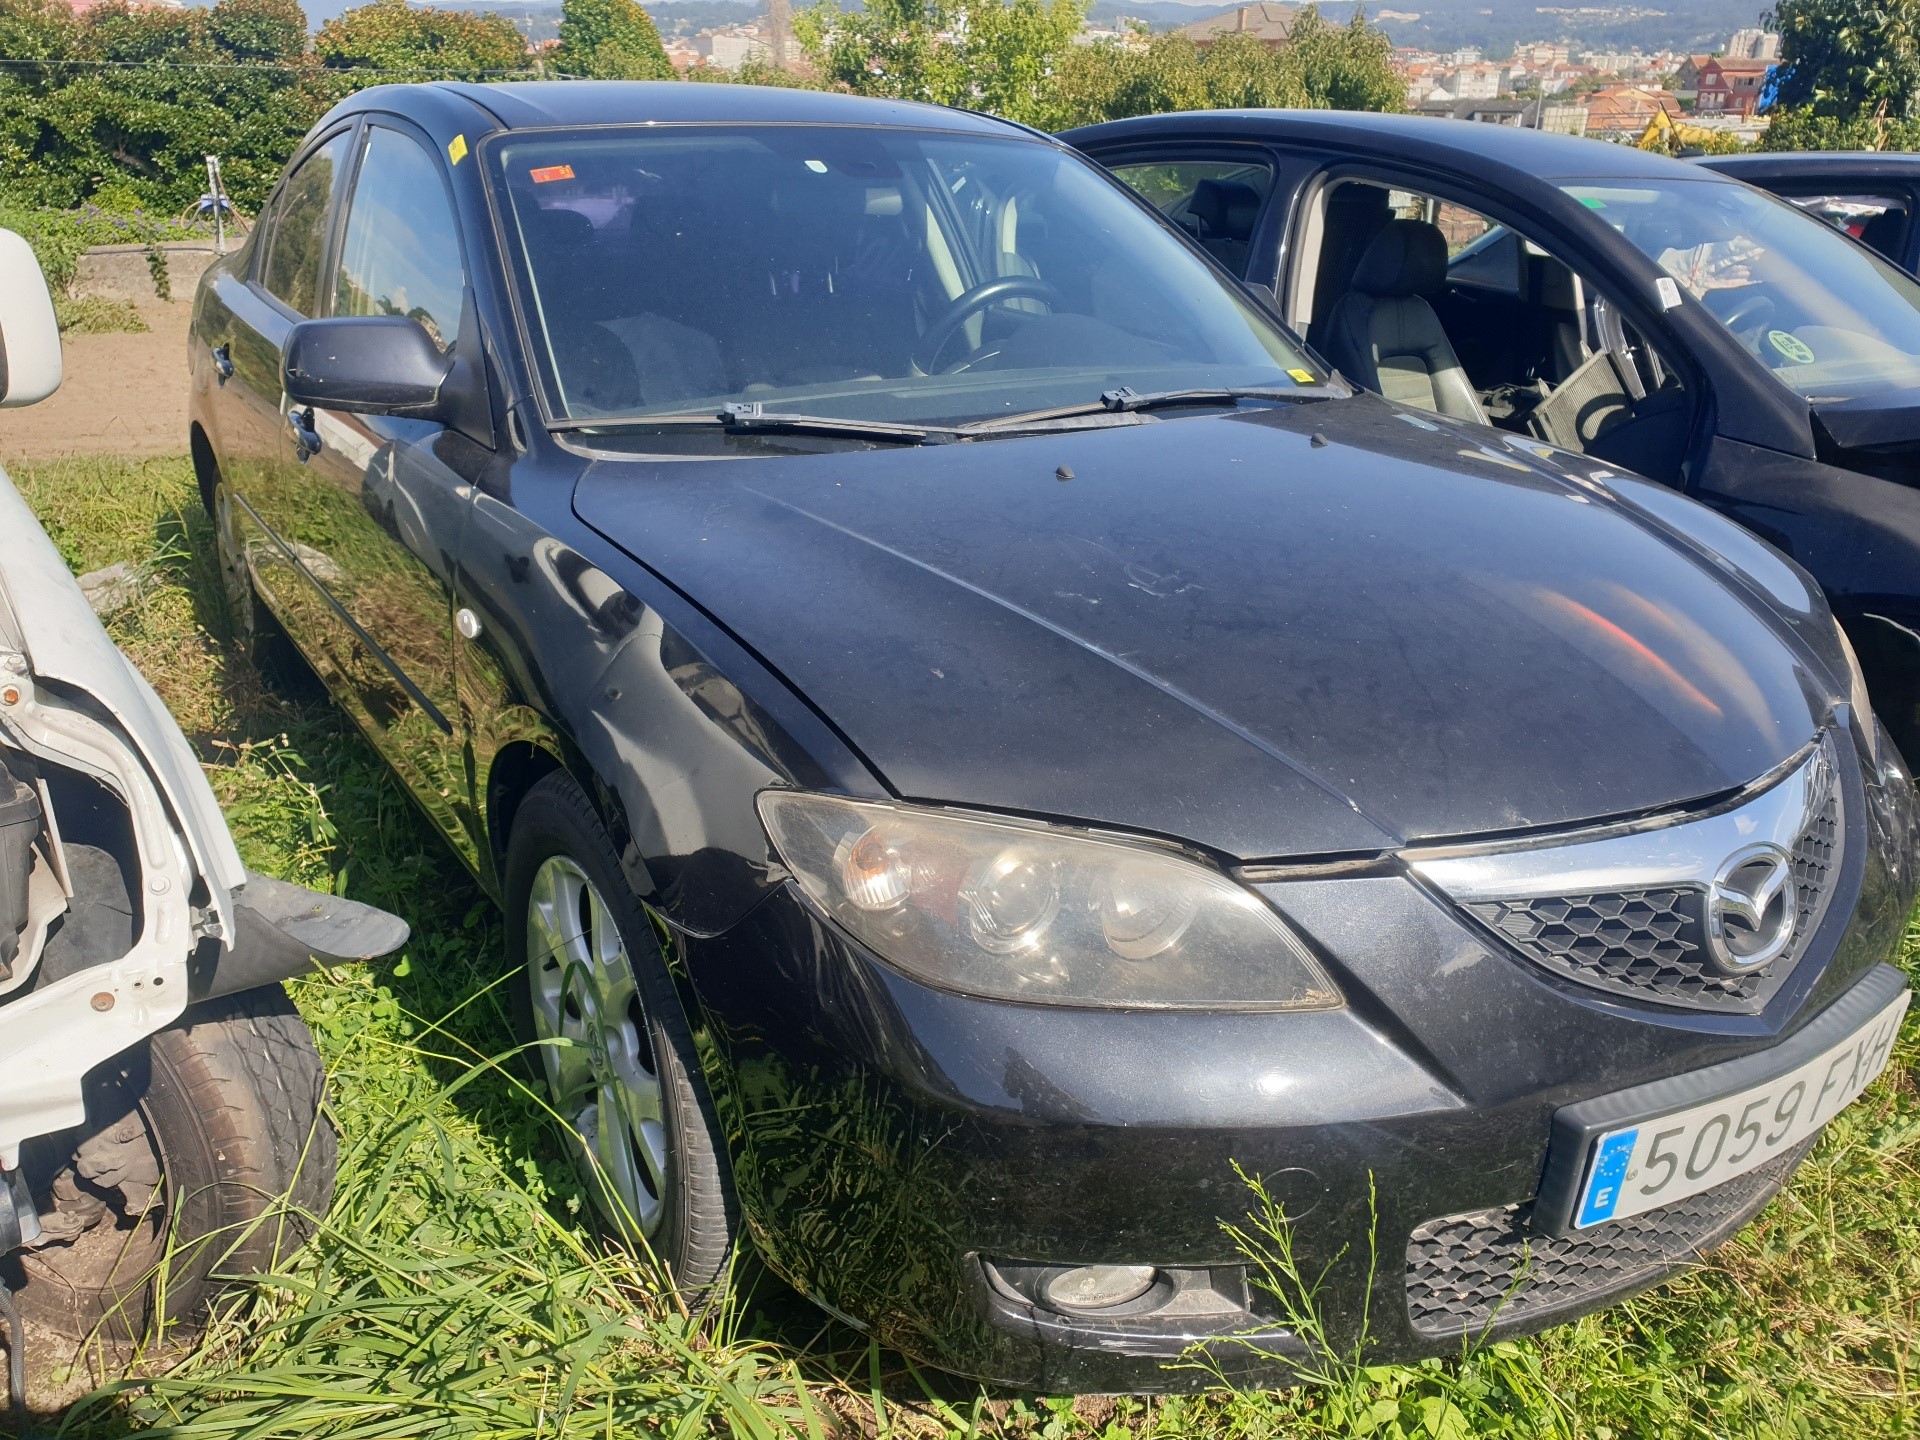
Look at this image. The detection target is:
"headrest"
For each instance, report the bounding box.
[1860,209,1906,256]
[1351,219,1449,298]
[1190,179,1263,242]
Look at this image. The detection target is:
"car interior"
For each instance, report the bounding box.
[1296,179,1694,483]
[1776,189,1913,268]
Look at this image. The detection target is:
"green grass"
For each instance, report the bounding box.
[8,452,1920,1439]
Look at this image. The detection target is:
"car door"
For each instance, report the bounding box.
[212,126,356,651]
[280,120,484,868]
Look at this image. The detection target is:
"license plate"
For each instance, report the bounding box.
[1575,989,1910,1228]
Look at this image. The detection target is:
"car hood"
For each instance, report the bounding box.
[574,399,1821,860]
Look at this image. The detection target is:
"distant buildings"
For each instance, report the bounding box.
[1177,4,1300,51]
[1694,56,1772,118]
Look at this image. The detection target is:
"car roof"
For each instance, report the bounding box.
[336,80,1031,139]
[1062,109,1740,183]
[1698,151,1920,181]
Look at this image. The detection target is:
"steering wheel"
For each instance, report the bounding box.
[913,276,1064,374]
[1706,285,1776,338]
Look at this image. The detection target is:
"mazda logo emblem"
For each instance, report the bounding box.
[1705,844,1797,975]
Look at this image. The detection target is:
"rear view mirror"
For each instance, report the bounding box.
[283,315,453,418]
[0,228,62,408]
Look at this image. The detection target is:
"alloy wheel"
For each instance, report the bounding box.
[524,854,668,1239]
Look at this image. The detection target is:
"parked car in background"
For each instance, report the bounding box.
[0,231,405,1411]
[189,81,1916,1393]
[1065,112,1920,768]
[1699,152,1920,275]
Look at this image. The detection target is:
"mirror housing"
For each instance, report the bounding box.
[282,315,453,418]
[0,228,63,408]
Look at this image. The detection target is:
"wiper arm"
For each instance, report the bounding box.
[960,384,1337,433]
[553,403,954,445]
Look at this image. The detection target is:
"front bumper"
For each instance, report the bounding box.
[680,740,1917,1392]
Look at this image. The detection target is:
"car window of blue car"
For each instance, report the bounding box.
[259,132,349,317]
[486,125,1318,435]
[1565,178,1920,403]
[335,126,466,352]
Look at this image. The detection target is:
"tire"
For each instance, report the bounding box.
[212,479,306,687]
[506,770,735,1289]
[8,985,337,1342]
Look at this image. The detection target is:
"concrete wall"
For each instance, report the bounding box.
[74,242,225,304]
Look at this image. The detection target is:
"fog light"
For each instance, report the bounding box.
[1039,1264,1158,1312]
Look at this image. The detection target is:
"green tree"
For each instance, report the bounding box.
[0,0,335,211]
[1767,0,1920,119]
[794,0,1087,128]
[1279,3,1402,112]
[317,0,533,75]
[1051,5,1401,128]
[555,0,674,80]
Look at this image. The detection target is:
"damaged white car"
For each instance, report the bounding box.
[0,229,405,1411]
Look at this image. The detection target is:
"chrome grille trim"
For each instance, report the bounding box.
[1411,735,1844,1012]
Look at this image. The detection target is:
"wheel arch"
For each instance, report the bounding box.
[482,724,654,904]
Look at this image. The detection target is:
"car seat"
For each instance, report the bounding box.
[1187,178,1263,275]
[1318,219,1487,424]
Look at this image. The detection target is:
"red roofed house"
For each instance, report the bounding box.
[1695,57,1772,118]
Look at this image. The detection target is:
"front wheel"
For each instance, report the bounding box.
[9,985,337,1343]
[507,772,735,1289]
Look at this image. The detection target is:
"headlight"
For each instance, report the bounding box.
[757,792,1341,1011]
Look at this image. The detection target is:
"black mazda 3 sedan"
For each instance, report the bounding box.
[188,82,1917,1391]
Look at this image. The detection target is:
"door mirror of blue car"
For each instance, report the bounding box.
[282,315,453,418]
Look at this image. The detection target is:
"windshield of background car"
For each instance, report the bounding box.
[488,125,1318,436]
[1563,178,1920,403]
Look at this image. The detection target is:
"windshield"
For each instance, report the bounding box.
[489,125,1319,436]
[1563,178,1920,404]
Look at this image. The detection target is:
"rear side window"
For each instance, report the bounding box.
[260,133,349,316]
[1781,191,1910,265]
[335,126,467,351]
[1108,159,1274,277]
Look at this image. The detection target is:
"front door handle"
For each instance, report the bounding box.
[210,343,234,384]
[287,406,321,462]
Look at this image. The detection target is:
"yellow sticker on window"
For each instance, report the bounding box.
[1288,368,1316,385]
[448,134,468,166]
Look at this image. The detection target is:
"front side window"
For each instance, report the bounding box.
[1564,177,1920,403]
[260,132,349,316]
[488,125,1317,437]
[335,126,466,351]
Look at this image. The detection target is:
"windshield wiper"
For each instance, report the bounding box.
[960,384,1338,433]
[553,402,955,446]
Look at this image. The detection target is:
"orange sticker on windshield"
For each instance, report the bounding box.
[530,164,575,184]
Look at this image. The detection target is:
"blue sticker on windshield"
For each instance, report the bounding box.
[1577,1129,1638,1226]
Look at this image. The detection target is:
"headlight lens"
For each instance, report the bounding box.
[758,792,1341,1011]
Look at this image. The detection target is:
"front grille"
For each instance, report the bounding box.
[1463,782,1842,1013]
[1405,1141,1809,1339]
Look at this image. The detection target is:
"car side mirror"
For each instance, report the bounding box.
[282,315,453,419]
[0,228,63,408]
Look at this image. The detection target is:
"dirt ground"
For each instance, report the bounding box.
[0,299,194,464]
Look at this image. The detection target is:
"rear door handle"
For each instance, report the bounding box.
[211,344,234,383]
[286,406,321,462]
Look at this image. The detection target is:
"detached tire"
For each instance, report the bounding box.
[10,985,336,1341]
[506,770,735,1289]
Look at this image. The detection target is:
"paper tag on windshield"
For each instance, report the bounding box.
[1655,277,1683,310]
